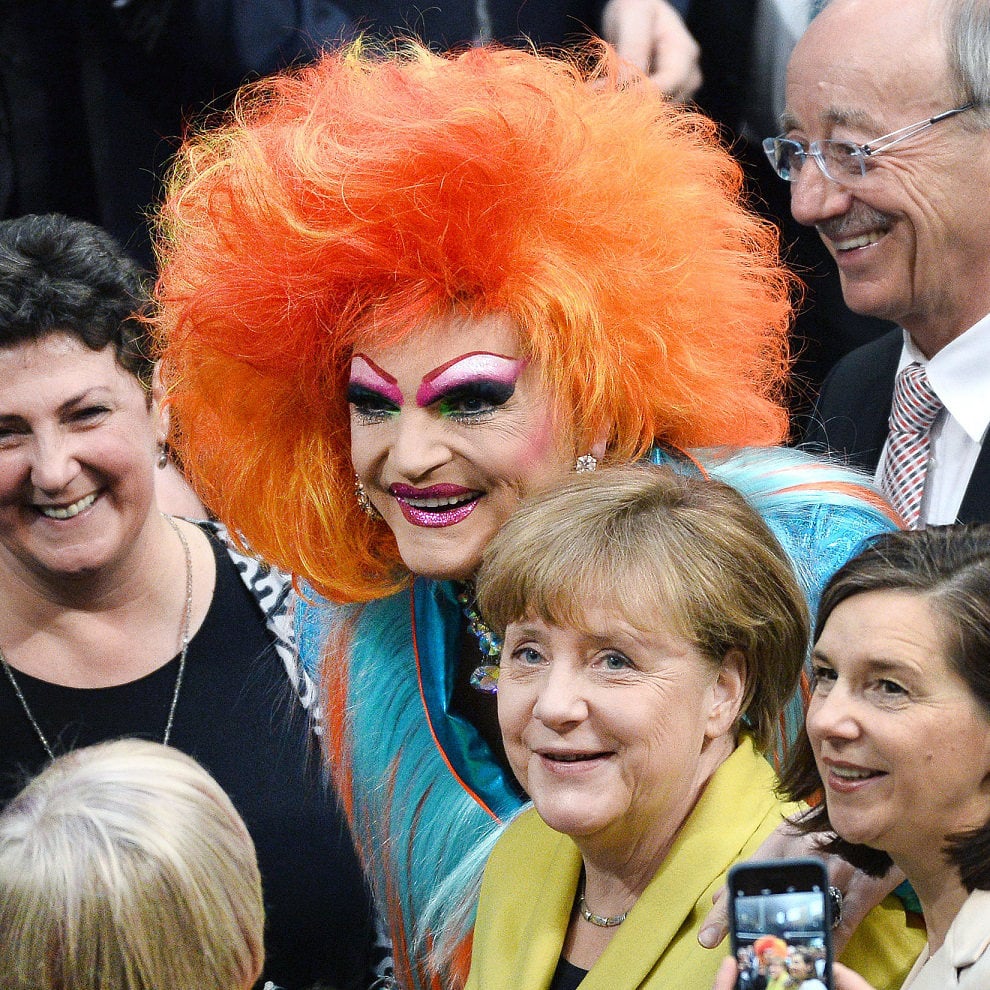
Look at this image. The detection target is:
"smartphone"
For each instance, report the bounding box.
[727,858,832,990]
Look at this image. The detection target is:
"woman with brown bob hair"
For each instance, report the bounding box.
[773,526,990,990]
[154,40,899,989]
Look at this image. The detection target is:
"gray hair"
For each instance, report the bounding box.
[946,0,990,126]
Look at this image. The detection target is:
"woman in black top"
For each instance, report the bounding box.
[0,213,386,990]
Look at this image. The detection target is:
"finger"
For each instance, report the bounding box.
[712,955,739,990]
[601,0,657,74]
[698,884,730,948]
[646,7,702,99]
[832,961,879,990]
[830,867,904,954]
[651,61,702,103]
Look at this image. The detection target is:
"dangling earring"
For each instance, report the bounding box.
[575,453,597,472]
[157,444,169,470]
[355,477,382,519]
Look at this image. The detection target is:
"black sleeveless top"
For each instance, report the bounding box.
[0,531,379,990]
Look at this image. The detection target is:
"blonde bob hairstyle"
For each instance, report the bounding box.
[476,464,810,752]
[0,740,264,990]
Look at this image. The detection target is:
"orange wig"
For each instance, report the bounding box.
[154,40,796,603]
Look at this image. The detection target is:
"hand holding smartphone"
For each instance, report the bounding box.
[727,858,833,990]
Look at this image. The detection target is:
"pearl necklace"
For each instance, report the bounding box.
[0,514,193,761]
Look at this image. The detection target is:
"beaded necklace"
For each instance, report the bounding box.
[455,582,501,693]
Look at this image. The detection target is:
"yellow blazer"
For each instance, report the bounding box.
[466,736,924,990]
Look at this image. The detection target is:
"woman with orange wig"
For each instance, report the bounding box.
[154,41,898,990]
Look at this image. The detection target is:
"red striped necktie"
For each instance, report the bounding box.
[879,362,943,528]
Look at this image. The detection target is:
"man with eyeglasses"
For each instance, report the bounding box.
[770,0,990,527]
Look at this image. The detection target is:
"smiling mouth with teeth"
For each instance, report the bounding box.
[401,494,477,510]
[37,492,98,520]
[830,765,881,780]
[390,486,483,528]
[544,752,607,763]
[833,231,886,251]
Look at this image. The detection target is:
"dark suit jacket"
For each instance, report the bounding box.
[0,0,352,269]
[335,1,607,47]
[802,328,990,523]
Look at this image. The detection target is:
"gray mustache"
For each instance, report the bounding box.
[817,206,892,242]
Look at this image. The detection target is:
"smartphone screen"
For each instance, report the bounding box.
[727,858,832,990]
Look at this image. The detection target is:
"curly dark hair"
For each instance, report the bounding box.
[0,214,154,387]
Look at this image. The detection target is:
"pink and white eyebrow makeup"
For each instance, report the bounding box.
[349,354,404,406]
[415,352,526,407]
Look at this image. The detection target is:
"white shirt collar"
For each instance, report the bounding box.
[901,313,990,444]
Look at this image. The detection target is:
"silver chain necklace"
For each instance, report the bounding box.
[578,879,629,928]
[0,514,193,761]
